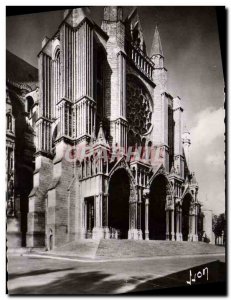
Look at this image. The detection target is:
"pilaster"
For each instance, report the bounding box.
[173,97,184,178]
[128,187,139,240]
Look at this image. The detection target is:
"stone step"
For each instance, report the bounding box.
[96,240,225,258]
[30,239,225,259]
[7,247,46,256]
[49,239,100,258]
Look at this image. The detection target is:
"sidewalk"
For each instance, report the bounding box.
[21,250,225,263]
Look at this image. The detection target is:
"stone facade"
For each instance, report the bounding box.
[7,7,206,249]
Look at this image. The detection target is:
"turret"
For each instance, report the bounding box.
[182,125,191,170]
[101,6,123,36]
[102,6,123,23]
[101,6,127,150]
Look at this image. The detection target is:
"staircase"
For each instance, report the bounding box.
[49,239,100,258]
[96,240,225,258]
[41,239,225,259]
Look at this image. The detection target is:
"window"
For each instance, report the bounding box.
[54,49,61,106]
[7,148,13,172]
[27,96,34,118]
[126,74,153,144]
[7,114,13,131]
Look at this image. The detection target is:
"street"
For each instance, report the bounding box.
[7,253,226,294]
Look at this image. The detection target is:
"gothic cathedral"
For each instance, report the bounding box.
[7,7,201,250]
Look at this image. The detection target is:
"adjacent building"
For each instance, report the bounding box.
[6,50,38,247]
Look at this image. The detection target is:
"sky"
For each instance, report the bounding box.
[6,7,225,214]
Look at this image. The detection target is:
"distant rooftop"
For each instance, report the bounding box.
[6,50,38,91]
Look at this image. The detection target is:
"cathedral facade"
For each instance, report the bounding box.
[11,7,201,249]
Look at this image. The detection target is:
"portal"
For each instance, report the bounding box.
[85,197,94,239]
[182,194,191,241]
[108,169,130,239]
[149,174,167,240]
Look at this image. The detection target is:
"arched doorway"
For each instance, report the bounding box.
[149,174,168,240]
[108,168,130,239]
[182,194,192,241]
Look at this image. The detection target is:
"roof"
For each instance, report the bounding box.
[6,50,38,91]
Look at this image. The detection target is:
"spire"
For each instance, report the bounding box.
[191,172,198,185]
[67,7,93,27]
[150,25,163,58]
[95,122,108,146]
[183,124,189,133]
[182,125,191,145]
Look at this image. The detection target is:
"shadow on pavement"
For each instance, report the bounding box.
[8,270,125,294]
[8,260,226,295]
[8,267,74,280]
[127,260,226,296]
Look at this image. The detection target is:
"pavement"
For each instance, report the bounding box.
[7,253,226,295]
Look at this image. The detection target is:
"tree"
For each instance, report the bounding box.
[212,213,226,237]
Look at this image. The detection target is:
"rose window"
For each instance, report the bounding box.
[126,76,152,136]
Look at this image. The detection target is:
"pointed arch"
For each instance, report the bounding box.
[108,156,136,188]
[181,192,194,241]
[108,167,131,239]
[53,47,61,116]
[148,172,170,240]
[181,186,194,203]
[147,164,174,197]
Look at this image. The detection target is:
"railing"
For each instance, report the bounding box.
[126,41,155,80]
